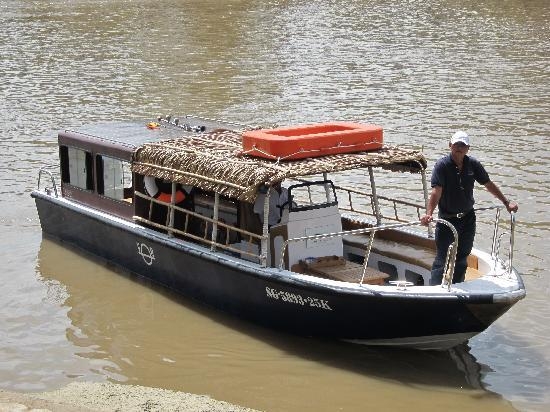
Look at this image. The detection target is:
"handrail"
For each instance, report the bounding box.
[37,166,58,197]
[473,205,516,275]
[279,219,458,290]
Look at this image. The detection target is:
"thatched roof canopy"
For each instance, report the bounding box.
[132,129,426,203]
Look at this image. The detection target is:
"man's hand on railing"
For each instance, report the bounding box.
[420,214,433,226]
[505,201,519,214]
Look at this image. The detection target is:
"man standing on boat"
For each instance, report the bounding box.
[420,131,518,285]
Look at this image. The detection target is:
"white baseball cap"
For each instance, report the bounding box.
[450,130,470,146]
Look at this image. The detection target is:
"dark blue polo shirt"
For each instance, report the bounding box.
[431,154,490,215]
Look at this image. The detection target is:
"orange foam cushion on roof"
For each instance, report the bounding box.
[242,122,383,160]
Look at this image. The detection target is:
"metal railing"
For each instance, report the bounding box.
[37,166,59,197]
[333,183,425,223]
[133,190,263,262]
[279,219,459,290]
[474,205,516,275]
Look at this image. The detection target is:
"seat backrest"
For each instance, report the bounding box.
[270,204,342,269]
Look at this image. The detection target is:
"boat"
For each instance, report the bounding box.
[32,114,526,350]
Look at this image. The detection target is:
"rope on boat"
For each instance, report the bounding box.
[239,139,387,163]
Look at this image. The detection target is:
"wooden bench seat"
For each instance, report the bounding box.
[292,256,389,285]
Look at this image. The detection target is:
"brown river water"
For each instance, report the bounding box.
[1,0,549,411]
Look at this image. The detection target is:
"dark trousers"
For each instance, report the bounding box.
[430,211,476,285]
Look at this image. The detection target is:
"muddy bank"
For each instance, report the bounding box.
[0,382,258,412]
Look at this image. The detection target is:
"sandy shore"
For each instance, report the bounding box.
[0,382,258,412]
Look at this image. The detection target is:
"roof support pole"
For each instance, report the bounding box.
[323,172,331,202]
[211,192,219,251]
[260,188,271,267]
[168,182,177,238]
[368,167,381,225]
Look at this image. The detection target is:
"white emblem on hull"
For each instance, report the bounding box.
[137,242,155,265]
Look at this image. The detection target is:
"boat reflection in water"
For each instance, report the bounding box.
[37,237,509,406]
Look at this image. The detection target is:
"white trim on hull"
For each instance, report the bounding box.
[343,332,478,351]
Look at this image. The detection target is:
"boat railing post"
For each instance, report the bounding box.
[431,218,458,291]
[495,231,513,273]
[368,167,381,226]
[508,212,516,275]
[420,167,433,237]
[491,207,501,258]
[442,244,453,285]
[211,192,220,251]
[359,230,376,285]
[347,190,354,213]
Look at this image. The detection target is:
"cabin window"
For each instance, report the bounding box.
[287,180,338,212]
[60,146,94,190]
[96,155,133,200]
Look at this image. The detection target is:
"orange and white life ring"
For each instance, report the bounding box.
[144,176,185,203]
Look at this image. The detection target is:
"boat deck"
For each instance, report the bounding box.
[292,256,389,285]
[342,233,484,282]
